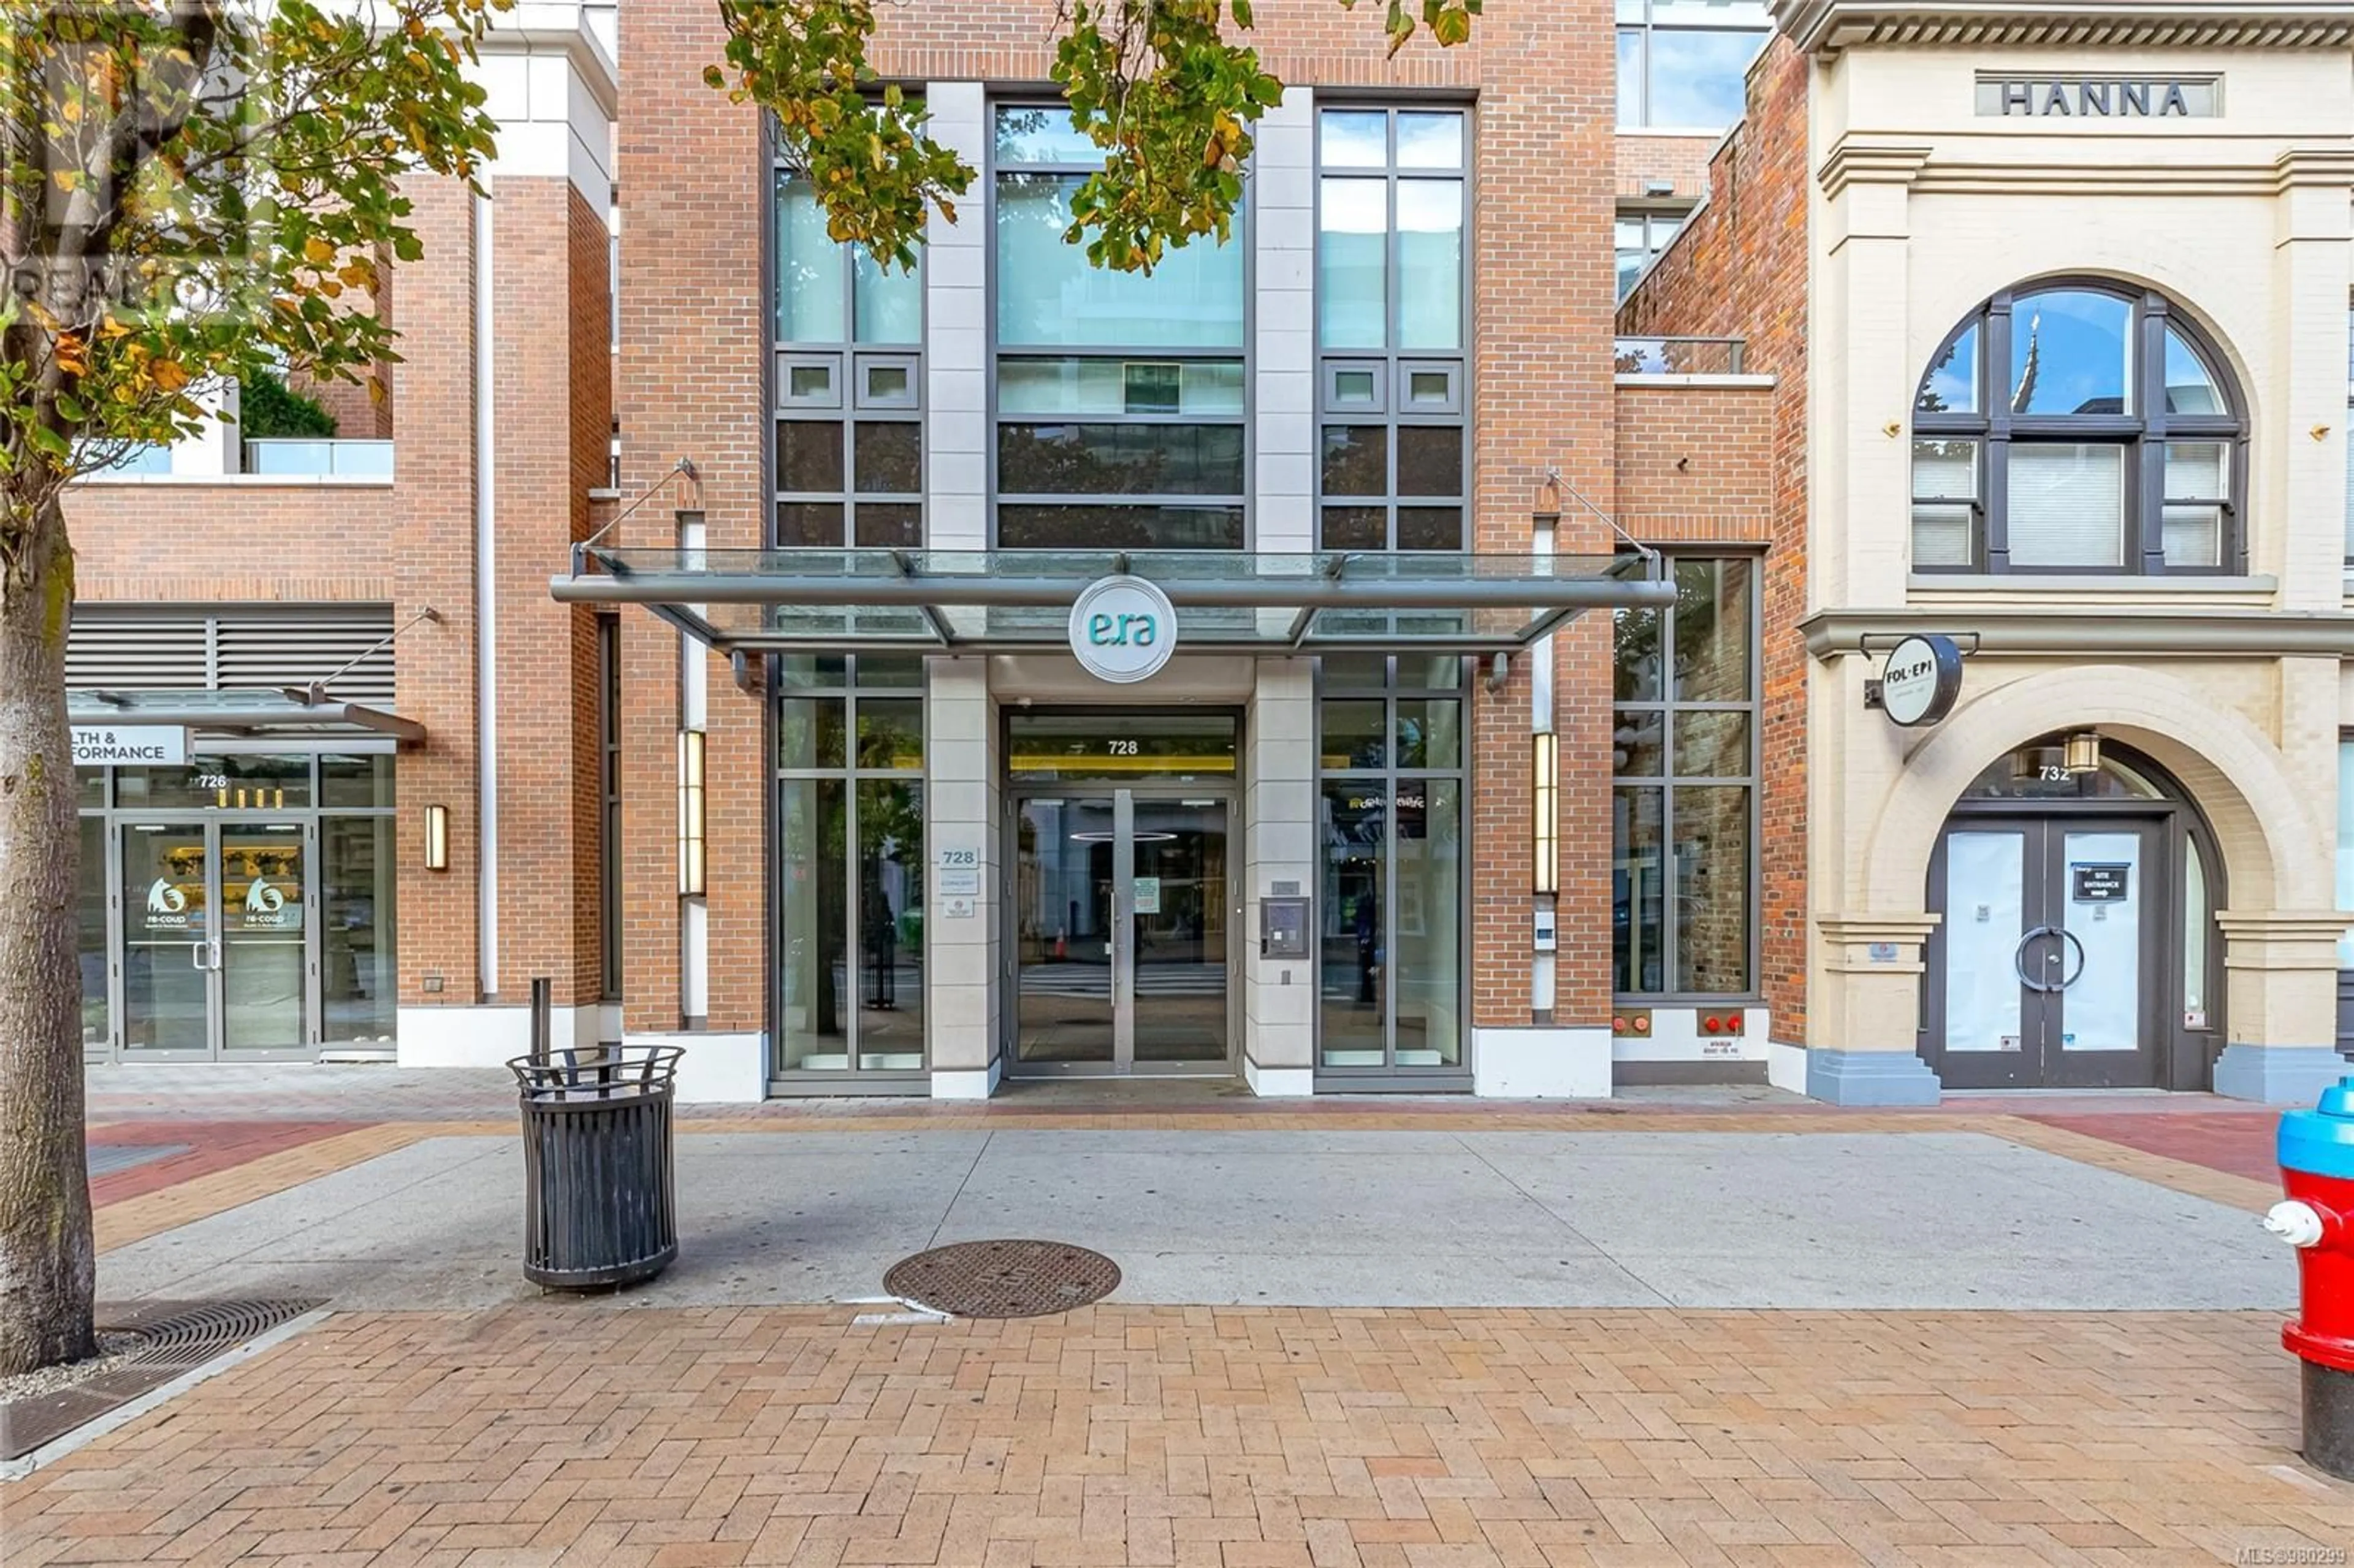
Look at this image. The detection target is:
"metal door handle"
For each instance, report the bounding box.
[2013,926,2054,992]
[2050,926,2086,989]
[191,941,209,972]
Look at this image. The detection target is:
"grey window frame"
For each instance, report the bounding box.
[1312,653,1472,1089]
[1615,1,1772,131]
[771,144,925,551]
[771,656,928,1089]
[1615,208,1688,301]
[1314,104,1471,555]
[1611,553,1761,1002]
[598,614,622,1000]
[987,102,1252,551]
[1912,279,2247,577]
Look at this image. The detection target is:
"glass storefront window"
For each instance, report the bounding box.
[320,753,395,809]
[1317,660,1467,1075]
[80,750,397,1059]
[776,657,925,1077]
[1612,555,1758,996]
[80,815,108,1048]
[116,754,311,811]
[323,815,397,1045]
[777,777,851,1071]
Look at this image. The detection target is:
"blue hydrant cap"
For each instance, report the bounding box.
[2278,1074,2354,1181]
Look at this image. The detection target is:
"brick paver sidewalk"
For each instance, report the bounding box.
[5,1303,2349,1567]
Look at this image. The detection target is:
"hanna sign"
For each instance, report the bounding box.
[1068,575,1176,685]
[1875,634,1964,728]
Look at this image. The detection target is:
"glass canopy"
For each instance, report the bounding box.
[553,547,1673,655]
[67,688,423,741]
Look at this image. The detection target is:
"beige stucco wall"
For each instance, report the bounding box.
[1801,36,2354,1075]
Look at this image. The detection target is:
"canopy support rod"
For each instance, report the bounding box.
[894,549,959,648]
[1287,554,1350,649]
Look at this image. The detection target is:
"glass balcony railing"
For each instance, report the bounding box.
[1613,337,1747,376]
[242,438,395,478]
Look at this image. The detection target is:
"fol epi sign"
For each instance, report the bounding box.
[1068,576,1177,684]
[1876,634,1963,728]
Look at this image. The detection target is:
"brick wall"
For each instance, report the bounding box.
[1617,36,1810,1038]
[1612,384,1775,544]
[618,0,762,1033]
[1616,134,1716,202]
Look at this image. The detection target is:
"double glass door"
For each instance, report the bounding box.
[1929,815,2163,1089]
[1011,791,1233,1074]
[120,820,311,1057]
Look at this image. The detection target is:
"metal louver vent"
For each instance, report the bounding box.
[69,606,395,705]
[66,614,209,690]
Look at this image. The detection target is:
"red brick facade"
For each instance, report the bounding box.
[1617,37,1810,1040]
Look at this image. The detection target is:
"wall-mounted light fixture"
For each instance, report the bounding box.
[678,728,707,896]
[2064,730,2101,776]
[1531,732,1560,896]
[422,803,449,872]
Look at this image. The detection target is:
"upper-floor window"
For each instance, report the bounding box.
[1316,106,1468,553]
[1617,0,1769,132]
[774,164,923,547]
[992,106,1246,550]
[1911,281,2244,576]
[2343,305,2352,563]
[1615,208,1687,300]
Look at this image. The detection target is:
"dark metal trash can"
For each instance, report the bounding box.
[510,1046,683,1289]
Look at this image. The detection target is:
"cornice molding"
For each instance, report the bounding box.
[1802,606,2354,660]
[1818,140,1935,197]
[1772,0,2354,54]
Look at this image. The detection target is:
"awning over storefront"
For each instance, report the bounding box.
[550,546,1675,656]
[68,688,424,742]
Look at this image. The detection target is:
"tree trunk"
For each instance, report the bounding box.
[0,493,96,1376]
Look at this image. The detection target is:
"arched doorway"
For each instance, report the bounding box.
[1920,737,2222,1090]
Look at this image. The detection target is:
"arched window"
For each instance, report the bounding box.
[1911,281,2245,575]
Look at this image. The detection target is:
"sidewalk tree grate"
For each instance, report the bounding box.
[883,1240,1120,1319]
[1,1298,321,1461]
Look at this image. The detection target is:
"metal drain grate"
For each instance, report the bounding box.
[2,1298,322,1461]
[883,1240,1120,1319]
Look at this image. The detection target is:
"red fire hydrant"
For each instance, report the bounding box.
[2267,1075,2354,1480]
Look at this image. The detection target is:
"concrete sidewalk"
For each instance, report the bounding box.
[95,1126,2291,1312]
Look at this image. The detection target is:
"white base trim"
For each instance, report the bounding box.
[1610,1006,1771,1063]
[1243,1059,1314,1097]
[1473,1026,1612,1098]
[627,1030,767,1105]
[1766,1040,1809,1095]
[932,1057,1004,1100]
[397,1002,605,1069]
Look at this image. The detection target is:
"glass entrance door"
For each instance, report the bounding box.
[1929,816,2162,1089]
[119,819,312,1059]
[1013,790,1232,1074]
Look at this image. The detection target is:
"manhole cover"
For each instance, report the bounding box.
[883,1240,1120,1319]
[2,1298,322,1461]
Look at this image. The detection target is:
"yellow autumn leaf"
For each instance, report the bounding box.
[302,235,335,265]
[151,359,190,392]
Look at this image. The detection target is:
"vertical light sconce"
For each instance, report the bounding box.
[678,728,707,896]
[422,803,449,872]
[2063,730,2101,776]
[1531,731,1560,896]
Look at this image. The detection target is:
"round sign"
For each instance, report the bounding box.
[1878,633,1963,727]
[1068,575,1177,685]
